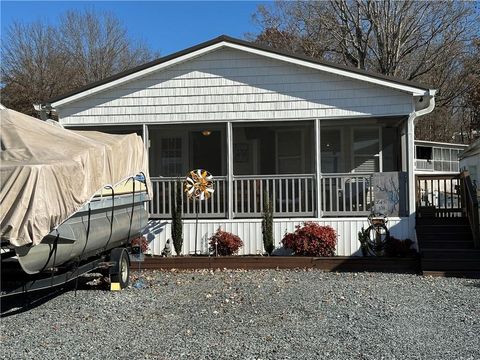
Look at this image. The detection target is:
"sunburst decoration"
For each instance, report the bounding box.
[184,169,214,200]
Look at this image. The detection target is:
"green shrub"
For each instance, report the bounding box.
[262,191,274,255]
[171,180,183,255]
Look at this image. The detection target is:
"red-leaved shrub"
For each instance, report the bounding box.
[209,228,243,256]
[131,236,149,253]
[281,222,337,256]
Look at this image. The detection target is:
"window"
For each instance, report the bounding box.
[416,146,432,160]
[159,137,183,176]
[352,128,380,173]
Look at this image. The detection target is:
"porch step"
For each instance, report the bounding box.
[421,249,480,260]
[421,258,480,271]
[416,232,473,242]
[420,241,474,250]
[422,270,480,279]
[416,217,469,226]
[416,216,478,275]
[416,224,472,235]
[421,249,480,272]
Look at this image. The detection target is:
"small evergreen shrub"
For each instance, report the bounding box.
[262,191,274,255]
[281,222,337,257]
[209,228,243,256]
[171,180,183,255]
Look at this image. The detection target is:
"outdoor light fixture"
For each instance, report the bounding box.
[201,130,212,136]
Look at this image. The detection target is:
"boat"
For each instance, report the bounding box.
[0,106,150,294]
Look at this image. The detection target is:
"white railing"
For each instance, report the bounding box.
[149,177,227,219]
[149,173,398,218]
[233,174,316,218]
[320,173,373,216]
[416,174,462,217]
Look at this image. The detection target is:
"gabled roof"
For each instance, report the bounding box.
[48,35,435,107]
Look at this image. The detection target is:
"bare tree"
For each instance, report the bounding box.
[0,22,74,115]
[251,0,479,142]
[58,9,155,86]
[0,9,157,116]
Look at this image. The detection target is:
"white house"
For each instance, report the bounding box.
[43,35,438,256]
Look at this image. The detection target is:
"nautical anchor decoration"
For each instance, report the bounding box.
[184,169,214,200]
[184,169,214,255]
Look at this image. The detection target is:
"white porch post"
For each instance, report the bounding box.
[142,124,149,153]
[315,119,322,218]
[227,122,234,219]
[406,113,417,241]
[407,114,416,215]
[400,121,408,172]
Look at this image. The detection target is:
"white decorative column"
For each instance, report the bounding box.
[407,113,416,216]
[142,124,149,152]
[315,119,322,218]
[227,121,234,219]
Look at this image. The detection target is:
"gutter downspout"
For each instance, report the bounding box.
[407,94,436,239]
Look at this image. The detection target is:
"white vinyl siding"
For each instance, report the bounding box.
[145,217,413,256]
[57,48,413,126]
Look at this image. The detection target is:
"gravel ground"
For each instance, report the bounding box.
[1,269,479,360]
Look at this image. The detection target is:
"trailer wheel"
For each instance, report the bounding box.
[110,248,130,289]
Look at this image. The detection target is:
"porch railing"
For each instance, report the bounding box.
[415,174,463,217]
[149,176,227,219]
[233,174,316,218]
[320,173,373,217]
[460,171,479,248]
[149,173,393,219]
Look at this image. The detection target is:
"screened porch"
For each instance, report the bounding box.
[147,117,407,219]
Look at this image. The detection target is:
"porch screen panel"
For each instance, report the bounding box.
[192,131,223,175]
[353,128,379,173]
[382,127,399,172]
[277,130,303,174]
[321,129,342,173]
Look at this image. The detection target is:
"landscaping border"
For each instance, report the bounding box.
[132,256,420,273]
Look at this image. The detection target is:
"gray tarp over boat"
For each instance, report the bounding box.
[0,108,150,247]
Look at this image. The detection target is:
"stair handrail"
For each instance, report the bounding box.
[460,171,479,248]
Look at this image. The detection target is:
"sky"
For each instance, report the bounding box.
[1,1,267,56]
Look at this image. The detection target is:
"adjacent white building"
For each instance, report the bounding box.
[460,139,480,197]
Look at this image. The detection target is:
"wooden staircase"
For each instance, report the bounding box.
[416,217,480,277]
[416,172,480,278]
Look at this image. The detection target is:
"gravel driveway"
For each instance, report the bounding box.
[1,269,479,360]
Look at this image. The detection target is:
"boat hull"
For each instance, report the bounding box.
[14,192,149,274]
